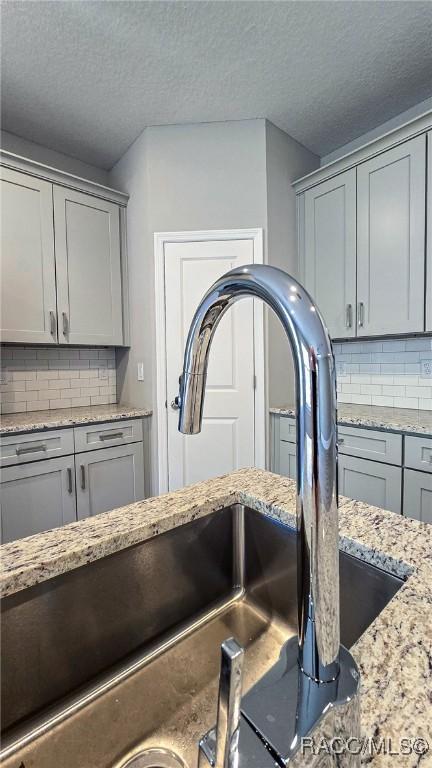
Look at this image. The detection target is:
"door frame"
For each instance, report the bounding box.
[154,228,266,494]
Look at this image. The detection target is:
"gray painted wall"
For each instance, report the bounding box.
[109,119,268,494]
[1,130,110,185]
[109,118,317,493]
[265,122,319,408]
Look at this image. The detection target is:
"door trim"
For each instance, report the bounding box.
[154,228,265,495]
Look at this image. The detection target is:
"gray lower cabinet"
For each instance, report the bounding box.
[403,470,432,523]
[75,442,144,520]
[0,456,76,543]
[338,454,402,514]
[279,440,297,480]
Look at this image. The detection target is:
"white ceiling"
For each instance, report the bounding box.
[2,1,432,169]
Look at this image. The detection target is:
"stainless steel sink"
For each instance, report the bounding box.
[1,505,403,768]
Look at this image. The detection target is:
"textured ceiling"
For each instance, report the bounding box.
[1,1,432,169]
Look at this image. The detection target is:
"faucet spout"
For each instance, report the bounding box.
[178,264,339,683]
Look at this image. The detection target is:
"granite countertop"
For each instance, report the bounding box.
[270,402,432,437]
[0,403,152,435]
[1,467,431,762]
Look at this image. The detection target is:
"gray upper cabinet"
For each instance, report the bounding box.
[303,170,357,338]
[0,168,57,344]
[0,154,128,346]
[357,135,426,336]
[54,187,123,346]
[427,131,432,333]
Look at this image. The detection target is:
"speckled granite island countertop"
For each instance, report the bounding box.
[1,467,431,764]
[270,402,432,437]
[0,403,152,435]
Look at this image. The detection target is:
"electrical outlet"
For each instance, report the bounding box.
[137,362,144,382]
[336,362,347,376]
[99,368,108,380]
[0,370,9,385]
[420,359,432,378]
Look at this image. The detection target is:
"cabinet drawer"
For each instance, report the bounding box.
[403,469,432,523]
[74,419,143,453]
[338,455,402,514]
[338,426,402,465]
[404,435,432,474]
[279,417,296,443]
[0,428,74,468]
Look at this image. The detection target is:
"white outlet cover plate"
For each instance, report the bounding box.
[420,359,432,378]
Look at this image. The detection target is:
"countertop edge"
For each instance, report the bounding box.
[269,405,432,438]
[0,405,153,436]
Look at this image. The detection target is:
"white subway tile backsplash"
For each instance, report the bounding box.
[419,399,432,410]
[0,346,117,414]
[334,336,432,410]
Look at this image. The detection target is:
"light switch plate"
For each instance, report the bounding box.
[420,359,432,378]
[137,362,144,382]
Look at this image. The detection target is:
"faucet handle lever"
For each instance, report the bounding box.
[198,637,244,768]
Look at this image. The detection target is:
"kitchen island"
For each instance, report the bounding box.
[1,468,431,765]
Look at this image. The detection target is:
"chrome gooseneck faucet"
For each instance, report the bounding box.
[177,265,360,767]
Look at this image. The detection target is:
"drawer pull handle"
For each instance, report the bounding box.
[358,302,365,328]
[62,312,69,337]
[67,467,73,494]
[80,464,86,490]
[49,311,57,337]
[16,444,47,455]
[345,304,352,329]
[99,432,124,441]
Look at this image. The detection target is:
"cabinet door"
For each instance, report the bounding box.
[279,440,297,480]
[0,456,76,543]
[53,187,123,345]
[357,135,426,336]
[338,455,402,514]
[0,168,57,343]
[426,131,432,332]
[303,170,356,338]
[403,469,432,523]
[76,442,144,520]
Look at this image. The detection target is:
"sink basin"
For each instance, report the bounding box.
[1,504,403,768]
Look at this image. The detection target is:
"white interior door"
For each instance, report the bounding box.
[164,239,256,491]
